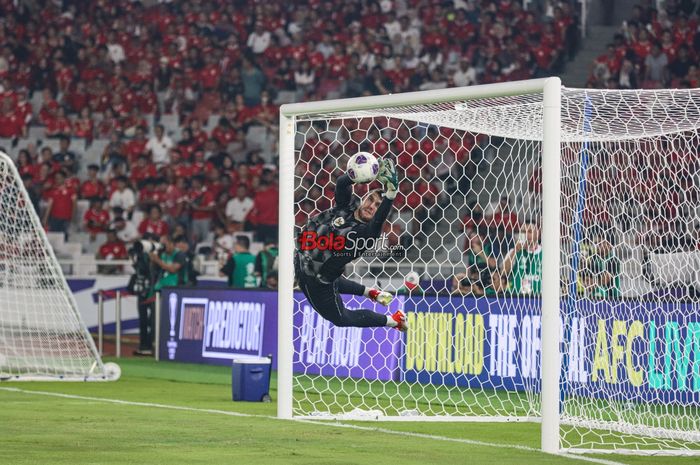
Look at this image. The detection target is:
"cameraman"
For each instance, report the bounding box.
[174,235,198,286]
[151,234,187,292]
[128,236,157,356]
[133,234,187,356]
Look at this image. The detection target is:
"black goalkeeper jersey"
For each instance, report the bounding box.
[297,174,394,282]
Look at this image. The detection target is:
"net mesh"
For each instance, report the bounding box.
[291,87,700,454]
[0,153,105,381]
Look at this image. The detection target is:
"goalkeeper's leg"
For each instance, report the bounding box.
[298,275,406,330]
[336,276,393,306]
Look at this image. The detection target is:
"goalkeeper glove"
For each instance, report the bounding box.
[377,158,398,200]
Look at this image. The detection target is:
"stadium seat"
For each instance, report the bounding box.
[159,114,179,133]
[46,232,66,251]
[58,242,82,259]
[203,115,217,132]
[28,126,45,140]
[41,138,61,154]
[86,233,106,255]
[15,138,35,151]
[246,126,268,150]
[74,199,90,225]
[274,91,296,105]
[85,139,109,165]
[75,253,98,275]
[72,232,90,251]
[0,138,13,152]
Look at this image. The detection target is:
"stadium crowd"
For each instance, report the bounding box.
[0,0,580,290]
[588,1,700,89]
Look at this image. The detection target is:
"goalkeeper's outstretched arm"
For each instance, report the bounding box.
[365,158,398,236]
[335,173,354,208]
[366,194,394,236]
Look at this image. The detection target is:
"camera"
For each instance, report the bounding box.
[128,240,163,266]
[138,239,163,254]
[127,240,162,298]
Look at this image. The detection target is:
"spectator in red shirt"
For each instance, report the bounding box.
[45,106,73,138]
[97,229,129,275]
[137,178,159,211]
[129,155,158,188]
[199,53,222,91]
[35,162,55,197]
[211,117,237,147]
[138,83,158,114]
[72,107,95,141]
[189,119,209,148]
[164,176,189,227]
[97,108,122,138]
[122,107,148,138]
[80,164,106,200]
[246,179,279,243]
[43,170,77,239]
[138,205,170,238]
[125,126,149,166]
[190,175,216,243]
[38,89,59,126]
[66,81,90,114]
[176,128,198,162]
[251,90,277,130]
[0,98,25,138]
[83,198,111,240]
[16,149,37,179]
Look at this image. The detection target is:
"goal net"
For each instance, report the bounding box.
[0,152,111,381]
[279,80,700,455]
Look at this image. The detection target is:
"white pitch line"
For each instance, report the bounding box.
[0,387,625,465]
[294,418,627,465]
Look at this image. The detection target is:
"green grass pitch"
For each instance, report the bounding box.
[1,358,699,465]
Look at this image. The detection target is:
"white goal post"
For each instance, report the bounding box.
[277,78,700,456]
[0,151,116,382]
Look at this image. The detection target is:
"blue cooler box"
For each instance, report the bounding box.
[232,357,272,402]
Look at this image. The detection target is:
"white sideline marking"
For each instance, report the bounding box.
[0,387,625,465]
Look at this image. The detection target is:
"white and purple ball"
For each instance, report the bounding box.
[346,152,379,184]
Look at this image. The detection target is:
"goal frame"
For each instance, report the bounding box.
[0,151,108,382]
[276,78,563,454]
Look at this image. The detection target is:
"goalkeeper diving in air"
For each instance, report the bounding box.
[295,153,407,331]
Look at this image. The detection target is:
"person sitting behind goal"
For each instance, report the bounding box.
[220,235,258,288]
[150,234,189,291]
[255,240,278,287]
[133,234,191,355]
[577,235,620,299]
[396,271,423,295]
[502,221,542,296]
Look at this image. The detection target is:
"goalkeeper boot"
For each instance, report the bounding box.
[368,288,393,306]
[391,310,408,332]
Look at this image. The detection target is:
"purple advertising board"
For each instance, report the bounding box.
[159,288,278,367]
[293,294,402,381]
[401,296,700,405]
[160,287,700,405]
[159,287,402,380]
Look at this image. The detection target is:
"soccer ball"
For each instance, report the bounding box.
[347,152,379,184]
[103,362,122,381]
